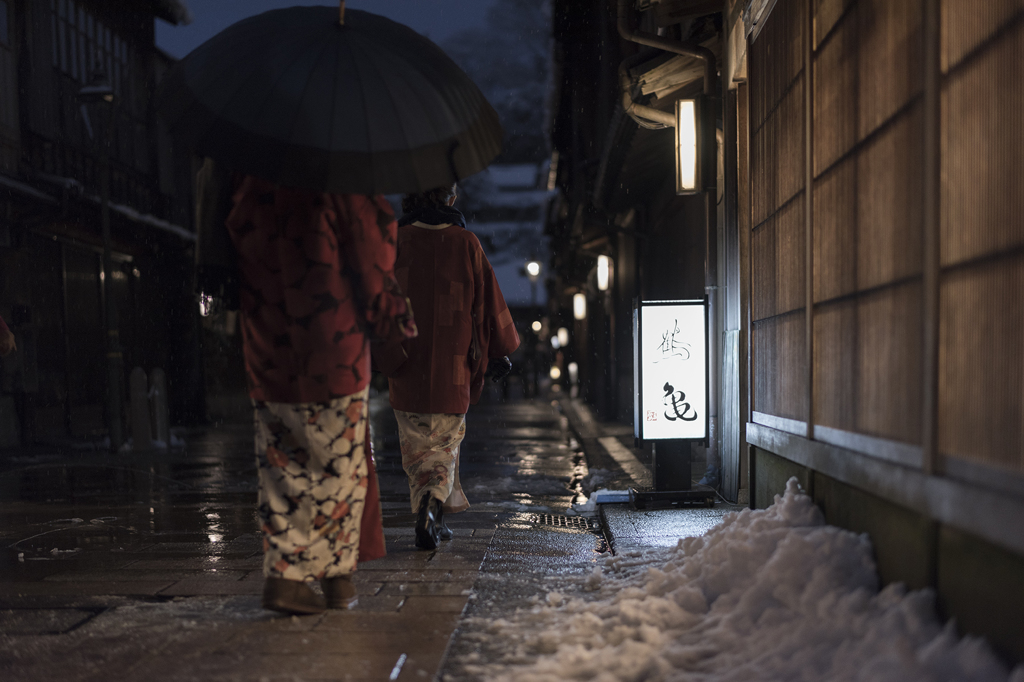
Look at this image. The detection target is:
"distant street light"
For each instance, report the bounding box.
[573,293,587,320]
[557,327,569,347]
[597,255,611,291]
[531,320,542,333]
[525,259,541,309]
[78,60,123,452]
[567,362,579,385]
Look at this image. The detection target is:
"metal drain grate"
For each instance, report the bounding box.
[532,514,592,531]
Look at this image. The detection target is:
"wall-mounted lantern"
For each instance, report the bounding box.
[675,98,702,195]
[573,293,587,320]
[597,254,611,291]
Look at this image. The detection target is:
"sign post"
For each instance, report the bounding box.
[632,299,713,507]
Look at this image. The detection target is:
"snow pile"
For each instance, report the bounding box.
[580,467,617,493]
[467,478,1021,682]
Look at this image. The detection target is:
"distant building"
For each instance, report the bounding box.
[462,162,554,310]
[0,0,201,447]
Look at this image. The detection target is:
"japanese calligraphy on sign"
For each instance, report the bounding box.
[633,300,707,440]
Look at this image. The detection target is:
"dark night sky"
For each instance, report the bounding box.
[155,1,497,59]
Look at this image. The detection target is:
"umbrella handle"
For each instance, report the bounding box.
[339,1,346,25]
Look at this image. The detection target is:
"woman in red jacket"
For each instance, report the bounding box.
[225,174,416,615]
[385,184,520,550]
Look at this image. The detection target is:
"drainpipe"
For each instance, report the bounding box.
[619,53,674,128]
[617,0,721,490]
[617,0,716,97]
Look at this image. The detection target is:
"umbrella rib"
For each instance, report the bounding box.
[205,24,314,123]
[325,33,342,190]
[342,35,375,189]
[248,35,335,141]
[284,36,340,152]
[353,33,414,170]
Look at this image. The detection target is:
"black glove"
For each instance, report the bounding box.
[486,356,512,382]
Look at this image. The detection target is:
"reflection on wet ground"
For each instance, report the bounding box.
[0,393,737,681]
[0,395,604,681]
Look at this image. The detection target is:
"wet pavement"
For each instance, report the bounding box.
[0,388,739,681]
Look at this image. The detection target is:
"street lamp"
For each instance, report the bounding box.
[675,98,702,195]
[79,62,123,452]
[525,259,541,309]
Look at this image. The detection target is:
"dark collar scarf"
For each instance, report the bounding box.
[398,205,466,228]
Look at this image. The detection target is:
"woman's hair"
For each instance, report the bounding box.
[401,183,458,213]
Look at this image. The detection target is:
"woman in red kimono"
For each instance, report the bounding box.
[385,183,520,549]
[224,171,416,615]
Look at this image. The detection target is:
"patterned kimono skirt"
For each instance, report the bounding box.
[254,387,369,581]
[394,411,470,514]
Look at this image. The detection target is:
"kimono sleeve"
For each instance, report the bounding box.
[469,235,520,402]
[331,194,417,344]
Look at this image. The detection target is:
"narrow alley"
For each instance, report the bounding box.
[1,0,1023,679]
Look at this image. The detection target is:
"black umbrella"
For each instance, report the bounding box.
[156,4,503,194]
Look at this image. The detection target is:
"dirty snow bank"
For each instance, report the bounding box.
[465,478,1022,682]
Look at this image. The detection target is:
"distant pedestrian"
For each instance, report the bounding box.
[0,315,15,357]
[217,165,417,615]
[381,184,519,550]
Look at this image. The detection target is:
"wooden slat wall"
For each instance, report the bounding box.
[812,0,924,444]
[938,0,1024,473]
[751,0,1024,480]
[750,0,807,421]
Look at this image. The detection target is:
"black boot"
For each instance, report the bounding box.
[438,519,453,541]
[415,496,442,550]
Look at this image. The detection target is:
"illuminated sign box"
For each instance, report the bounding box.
[633,299,708,442]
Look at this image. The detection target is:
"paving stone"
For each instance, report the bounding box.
[122,557,262,570]
[43,570,248,582]
[400,595,470,615]
[314,610,462,634]
[348,593,405,612]
[0,581,176,597]
[158,580,262,597]
[379,581,475,597]
[0,608,97,635]
[352,568,479,583]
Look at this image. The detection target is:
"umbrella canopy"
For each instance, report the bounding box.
[156,6,503,194]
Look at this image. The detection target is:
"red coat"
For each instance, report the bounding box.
[387,222,520,414]
[227,176,415,404]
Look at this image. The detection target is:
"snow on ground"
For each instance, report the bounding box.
[461,478,1022,682]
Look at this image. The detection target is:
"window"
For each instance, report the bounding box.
[0,1,9,47]
[49,1,131,102]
